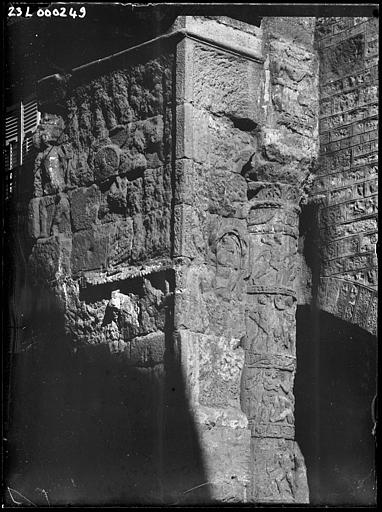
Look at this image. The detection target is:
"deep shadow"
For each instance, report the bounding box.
[295,305,377,506]
[5,282,209,506]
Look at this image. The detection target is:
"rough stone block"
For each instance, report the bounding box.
[143,166,172,214]
[131,213,146,262]
[129,332,166,367]
[144,208,172,259]
[173,204,206,259]
[28,235,72,283]
[28,194,71,239]
[108,218,134,266]
[192,42,262,123]
[71,225,115,274]
[27,197,41,239]
[193,109,256,170]
[173,266,211,333]
[67,152,95,188]
[175,102,194,160]
[107,176,129,213]
[175,37,194,104]
[93,145,121,182]
[176,329,200,407]
[69,185,101,231]
[139,278,167,335]
[199,424,251,503]
[125,175,144,214]
[250,438,309,503]
[198,335,245,409]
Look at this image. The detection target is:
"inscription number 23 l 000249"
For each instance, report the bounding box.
[8,5,87,18]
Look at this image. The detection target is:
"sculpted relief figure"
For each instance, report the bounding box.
[209,220,248,300]
[33,112,67,195]
[266,448,295,499]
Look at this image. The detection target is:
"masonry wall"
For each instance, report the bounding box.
[9,45,210,505]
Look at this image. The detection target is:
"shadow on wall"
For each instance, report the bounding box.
[295,305,377,506]
[5,285,210,506]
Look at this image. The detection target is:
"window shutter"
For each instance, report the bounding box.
[5,98,40,172]
[5,98,40,199]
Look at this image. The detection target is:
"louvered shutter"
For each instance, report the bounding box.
[22,99,40,162]
[5,98,40,199]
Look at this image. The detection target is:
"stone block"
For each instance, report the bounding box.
[67,152,95,188]
[199,334,245,409]
[28,235,72,283]
[27,197,41,239]
[69,185,101,231]
[93,144,121,182]
[71,225,115,274]
[173,204,206,259]
[192,42,262,123]
[199,424,251,503]
[107,176,129,213]
[250,438,309,503]
[144,208,172,259]
[27,194,71,239]
[108,219,134,266]
[143,166,172,214]
[129,332,166,367]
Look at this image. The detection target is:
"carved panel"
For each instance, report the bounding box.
[243,294,296,356]
[251,438,309,503]
[248,234,298,289]
[241,366,295,439]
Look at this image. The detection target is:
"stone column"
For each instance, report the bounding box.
[237,16,320,502]
[240,179,309,503]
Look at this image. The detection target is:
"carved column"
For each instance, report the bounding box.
[241,180,309,503]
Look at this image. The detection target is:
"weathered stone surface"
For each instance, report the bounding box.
[250,438,309,503]
[33,112,66,149]
[198,335,245,408]
[108,219,134,266]
[69,185,101,231]
[67,151,95,187]
[71,225,114,274]
[192,42,263,122]
[199,425,251,502]
[28,235,72,283]
[28,194,71,239]
[19,13,377,507]
[93,145,121,182]
[129,332,166,367]
[314,16,378,334]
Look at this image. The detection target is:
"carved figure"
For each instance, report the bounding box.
[266,449,295,499]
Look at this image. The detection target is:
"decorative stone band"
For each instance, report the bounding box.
[247,181,303,206]
[245,352,296,371]
[247,285,297,299]
[248,200,301,214]
[249,421,295,440]
[247,225,299,237]
[80,259,174,287]
[247,203,300,238]
[317,276,377,336]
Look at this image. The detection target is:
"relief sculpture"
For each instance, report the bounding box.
[209,219,248,300]
[241,127,309,500]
